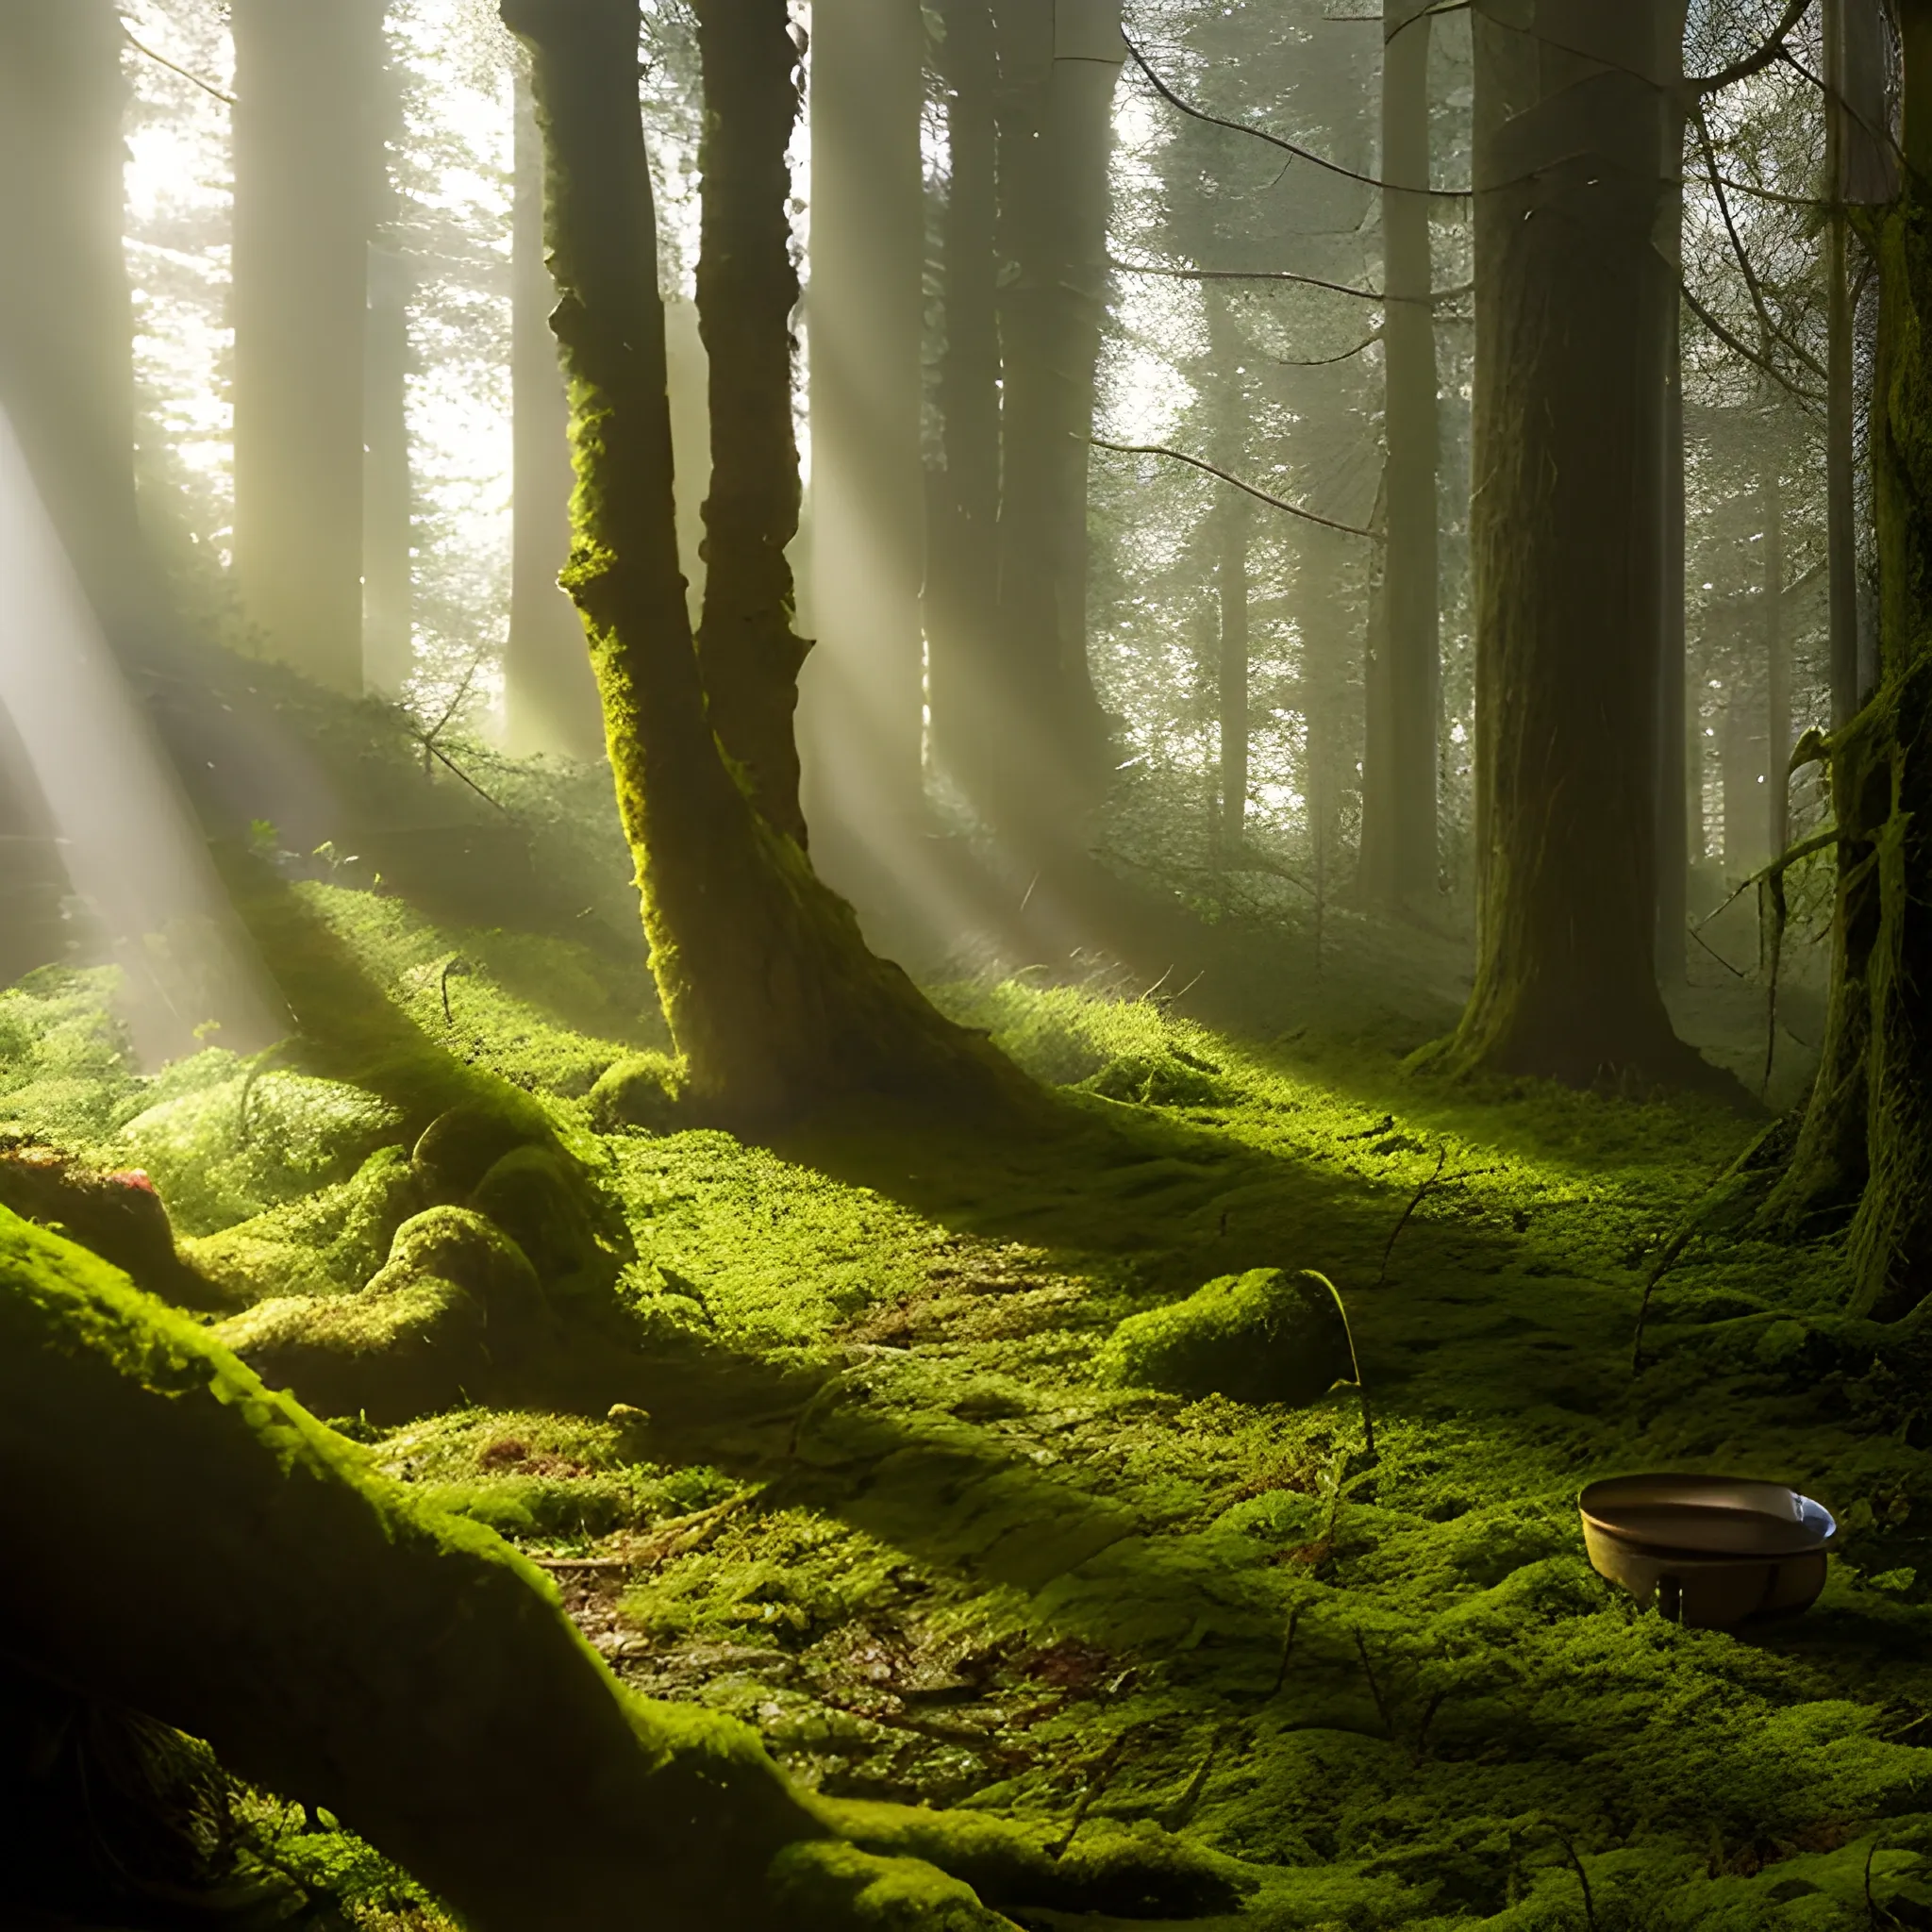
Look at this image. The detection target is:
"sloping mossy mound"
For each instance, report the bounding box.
[1095,1267,1355,1407]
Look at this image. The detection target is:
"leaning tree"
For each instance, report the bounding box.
[499,0,1024,1124]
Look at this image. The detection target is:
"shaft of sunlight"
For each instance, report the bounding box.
[0,408,284,1063]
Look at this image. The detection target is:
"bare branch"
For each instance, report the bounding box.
[1121,28,1471,201]
[1111,255,1383,303]
[1690,102,1826,379]
[1091,439,1380,540]
[1685,0,1813,97]
[119,22,235,106]
[1679,282,1824,409]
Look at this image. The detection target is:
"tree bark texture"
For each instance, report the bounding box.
[508,61,606,759]
[985,0,1124,841]
[1442,0,1705,1087]
[1360,0,1440,908]
[691,0,810,847]
[926,0,1004,815]
[1766,3,1932,1313]
[0,0,146,658]
[231,0,384,693]
[802,0,928,860]
[503,0,1024,1123]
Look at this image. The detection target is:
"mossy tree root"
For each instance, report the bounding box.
[0,1206,1024,1930]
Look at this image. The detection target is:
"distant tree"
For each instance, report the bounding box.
[506,58,605,757]
[0,0,147,654]
[502,0,1024,1121]
[230,0,386,692]
[802,0,927,868]
[988,0,1125,843]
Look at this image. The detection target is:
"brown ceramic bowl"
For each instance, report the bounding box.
[1578,1474,1837,1628]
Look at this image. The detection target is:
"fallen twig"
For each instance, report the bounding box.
[1353,1629,1395,1740]
[1374,1146,1444,1288]
[1049,1730,1135,1858]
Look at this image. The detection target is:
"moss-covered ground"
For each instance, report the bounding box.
[8,879,1932,1928]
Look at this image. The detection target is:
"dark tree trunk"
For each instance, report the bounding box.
[231,0,384,693]
[1438,0,1707,1088]
[1763,448,1790,859]
[502,0,1023,1123]
[0,0,146,658]
[925,0,1004,812]
[1359,0,1440,909]
[1656,295,1689,982]
[1765,4,1932,1313]
[507,62,605,758]
[986,0,1123,842]
[691,0,809,847]
[801,0,928,863]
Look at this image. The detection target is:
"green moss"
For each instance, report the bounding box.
[1095,1268,1356,1407]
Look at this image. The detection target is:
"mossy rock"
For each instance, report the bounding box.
[1094,1267,1354,1407]
[217,1208,549,1424]
[588,1053,685,1134]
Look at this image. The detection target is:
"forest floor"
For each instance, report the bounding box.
[8,874,1929,1931]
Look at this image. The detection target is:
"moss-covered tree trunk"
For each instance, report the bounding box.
[1764,5,1932,1313]
[1440,0,1708,1087]
[0,1208,1028,1929]
[691,0,810,848]
[499,0,1023,1123]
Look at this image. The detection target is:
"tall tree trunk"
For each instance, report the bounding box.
[801,0,928,861]
[986,0,1123,842]
[1825,0,1864,729]
[925,0,1003,814]
[1765,3,1932,1313]
[1438,0,1707,1087]
[362,242,414,698]
[691,0,808,846]
[507,61,604,758]
[501,0,1023,1123]
[1217,493,1252,859]
[230,0,384,694]
[1360,0,1440,909]
[1656,297,1690,980]
[1762,447,1789,860]
[0,0,145,658]
[1203,291,1252,858]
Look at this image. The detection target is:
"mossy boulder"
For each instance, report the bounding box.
[411,1103,542,1203]
[217,1208,550,1424]
[1094,1267,1354,1407]
[588,1053,684,1133]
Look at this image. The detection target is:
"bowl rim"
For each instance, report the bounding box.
[1577,1472,1837,1558]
